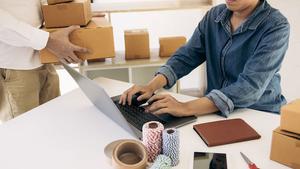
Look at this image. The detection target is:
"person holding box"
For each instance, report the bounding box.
[0,1,87,122]
[119,0,290,117]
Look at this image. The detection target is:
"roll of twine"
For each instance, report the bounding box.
[162,128,180,166]
[142,121,164,162]
[149,155,172,169]
[111,139,148,169]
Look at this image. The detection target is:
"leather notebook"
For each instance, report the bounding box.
[193,118,261,147]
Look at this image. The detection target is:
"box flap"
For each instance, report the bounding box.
[125,29,148,35]
[274,127,300,140]
[86,17,112,28]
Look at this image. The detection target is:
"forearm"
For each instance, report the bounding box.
[147,74,168,92]
[184,97,219,116]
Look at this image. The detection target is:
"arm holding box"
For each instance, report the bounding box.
[0,9,87,64]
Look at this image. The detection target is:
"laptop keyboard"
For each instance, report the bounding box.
[113,101,166,131]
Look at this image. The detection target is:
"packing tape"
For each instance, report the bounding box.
[162,128,180,166]
[142,121,164,162]
[105,139,148,169]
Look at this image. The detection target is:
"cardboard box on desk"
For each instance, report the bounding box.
[40,17,115,64]
[159,36,186,57]
[42,0,92,28]
[124,29,150,60]
[47,0,73,5]
[270,127,300,169]
[281,99,300,135]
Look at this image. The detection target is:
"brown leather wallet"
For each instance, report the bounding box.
[193,118,261,147]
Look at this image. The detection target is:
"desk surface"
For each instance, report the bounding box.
[0,77,289,169]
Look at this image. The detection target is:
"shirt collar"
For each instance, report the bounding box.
[214,0,271,30]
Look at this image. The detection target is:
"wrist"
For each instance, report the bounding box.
[147,74,167,93]
[183,101,194,116]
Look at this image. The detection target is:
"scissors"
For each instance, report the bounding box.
[240,152,259,169]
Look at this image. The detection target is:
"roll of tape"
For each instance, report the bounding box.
[162,128,180,166]
[150,155,172,169]
[142,121,164,162]
[111,140,148,169]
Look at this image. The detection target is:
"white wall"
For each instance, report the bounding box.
[268,0,300,102]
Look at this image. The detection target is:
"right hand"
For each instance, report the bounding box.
[119,85,155,106]
[45,25,88,64]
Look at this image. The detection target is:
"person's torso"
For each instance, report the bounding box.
[203,2,287,113]
[0,0,43,27]
[0,0,43,70]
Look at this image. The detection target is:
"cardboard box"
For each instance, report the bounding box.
[42,0,92,28]
[281,99,300,135]
[47,0,73,5]
[40,17,115,64]
[159,36,186,57]
[124,29,150,60]
[270,128,300,169]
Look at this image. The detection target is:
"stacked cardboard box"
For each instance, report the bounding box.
[40,0,115,63]
[270,99,300,169]
[159,36,186,57]
[124,29,150,60]
[40,17,115,64]
[42,0,92,28]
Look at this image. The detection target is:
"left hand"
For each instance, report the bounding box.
[144,94,190,117]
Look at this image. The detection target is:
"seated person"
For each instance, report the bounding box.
[119,0,290,117]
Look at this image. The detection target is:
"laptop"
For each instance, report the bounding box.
[62,63,197,138]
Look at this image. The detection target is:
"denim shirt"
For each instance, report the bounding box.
[156,0,290,117]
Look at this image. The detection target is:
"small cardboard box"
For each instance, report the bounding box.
[124,29,150,60]
[40,17,115,64]
[47,0,73,5]
[159,36,186,57]
[281,99,300,135]
[42,0,92,28]
[270,128,300,169]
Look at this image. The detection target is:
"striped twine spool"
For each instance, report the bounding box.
[162,128,180,166]
[150,155,172,169]
[142,121,164,162]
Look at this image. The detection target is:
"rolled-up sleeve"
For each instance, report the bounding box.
[206,90,234,117]
[206,20,290,116]
[0,9,49,50]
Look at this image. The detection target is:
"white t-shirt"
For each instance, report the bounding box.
[0,0,49,70]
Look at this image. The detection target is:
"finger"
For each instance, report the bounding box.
[147,102,167,112]
[119,91,128,105]
[147,94,167,104]
[152,108,169,115]
[66,57,73,63]
[68,52,82,63]
[59,58,69,64]
[127,87,141,106]
[72,44,89,53]
[127,91,135,106]
[120,86,133,105]
[137,93,152,102]
[65,25,80,34]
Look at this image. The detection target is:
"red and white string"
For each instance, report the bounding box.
[142,121,164,162]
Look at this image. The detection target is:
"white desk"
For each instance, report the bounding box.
[0,77,289,169]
